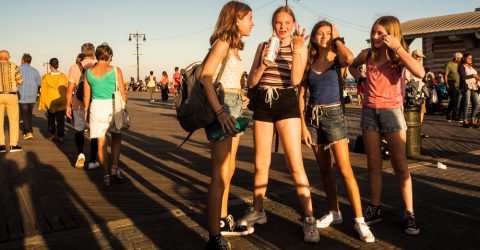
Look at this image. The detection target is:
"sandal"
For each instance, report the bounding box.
[103,175,111,186]
[111,165,124,181]
[48,135,57,141]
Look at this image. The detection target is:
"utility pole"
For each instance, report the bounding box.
[128,32,146,82]
[43,62,50,74]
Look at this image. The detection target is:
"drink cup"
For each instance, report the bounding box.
[264,36,280,66]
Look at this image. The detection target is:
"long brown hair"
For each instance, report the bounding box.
[271,6,296,30]
[370,16,408,67]
[209,1,252,50]
[304,21,334,76]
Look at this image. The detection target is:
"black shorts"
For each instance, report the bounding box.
[253,88,300,123]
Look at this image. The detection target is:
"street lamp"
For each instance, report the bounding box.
[43,62,50,74]
[128,32,146,82]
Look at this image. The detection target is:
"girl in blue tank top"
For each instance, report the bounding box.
[298,21,375,243]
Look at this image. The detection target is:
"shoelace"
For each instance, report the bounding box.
[225,215,236,231]
[304,219,316,235]
[216,237,230,250]
[264,88,279,108]
[357,222,372,236]
[404,212,418,228]
[365,206,378,219]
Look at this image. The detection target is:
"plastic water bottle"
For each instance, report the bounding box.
[207,117,250,142]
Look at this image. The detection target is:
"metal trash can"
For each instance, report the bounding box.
[404,106,422,156]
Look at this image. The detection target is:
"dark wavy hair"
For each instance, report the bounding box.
[95,43,113,61]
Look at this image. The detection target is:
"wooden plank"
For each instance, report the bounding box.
[0,156,25,240]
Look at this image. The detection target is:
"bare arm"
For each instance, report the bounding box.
[298,82,312,147]
[83,74,91,115]
[332,25,354,67]
[247,42,268,89]
[200,39,236,132]
[116,67,127,103]
[348,49,369,80]
[383,35,425,78]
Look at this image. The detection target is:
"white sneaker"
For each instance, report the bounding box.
[88,162,100,170]
[354,221,375,243]
[303,216,320,243]
[237,206,267,226]
[316,210,343,228]
[75,153,85,168]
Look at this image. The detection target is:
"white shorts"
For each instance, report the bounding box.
[89,99,121,138]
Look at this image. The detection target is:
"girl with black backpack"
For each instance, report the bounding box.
[200,2,254,249]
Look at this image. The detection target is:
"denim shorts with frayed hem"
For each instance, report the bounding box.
[204,92,244,141]
[360,106,407,133]
[306,104,348,149]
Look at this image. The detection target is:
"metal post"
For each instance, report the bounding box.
[128,32,146,82]
[43,62,50,74]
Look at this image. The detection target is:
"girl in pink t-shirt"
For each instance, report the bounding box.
[349,16,425,236]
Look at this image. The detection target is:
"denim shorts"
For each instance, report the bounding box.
[253,88,300,123]
[204,92,243,141]
[360,106,407,132]
[305,104,348,149]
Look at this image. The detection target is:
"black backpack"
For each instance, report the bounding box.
[175,50,228,132]
[75,63,86,102]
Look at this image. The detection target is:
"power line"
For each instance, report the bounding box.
[292,1,370,32]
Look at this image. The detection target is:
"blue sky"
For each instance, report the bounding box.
[1,0,478,80]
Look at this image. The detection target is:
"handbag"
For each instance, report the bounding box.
[113,67,130,130]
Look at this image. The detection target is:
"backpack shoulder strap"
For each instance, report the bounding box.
[365,49,372,63]
[214,49,229,85]
[176,131,195,151]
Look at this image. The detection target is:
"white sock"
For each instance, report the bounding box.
[354,217,365,224]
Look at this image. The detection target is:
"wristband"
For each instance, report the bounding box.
[332,37,345,45]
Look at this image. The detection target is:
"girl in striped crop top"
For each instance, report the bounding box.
[349,16,425,235]
[236,5,320,244]
[199,2,255,247]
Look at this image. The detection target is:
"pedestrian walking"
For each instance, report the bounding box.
[66,43,100,169]
[299,21,375,243]
[236,5,320,243]
[349,15,424,235]
[0,50,23,152]
[83,43,127,186]
[459,52,480,128]
[39,58,67,142]
[445,52,463,122]
[200,2,254,249]
[18,53,41,140]
[146,71,156,103]
[160,71,169,103]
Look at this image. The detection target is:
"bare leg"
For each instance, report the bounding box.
[97,136,109,175]
[252,120,274,212]
[312,145,338,212]
[221,135,240,218]
[363,130,383,206]
[207,137,233,235]
[277,118,313,217]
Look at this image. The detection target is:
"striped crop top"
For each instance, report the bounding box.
[259,44,293,87]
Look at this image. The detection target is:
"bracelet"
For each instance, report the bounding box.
[215,106,224,116]
[393,45,402,54]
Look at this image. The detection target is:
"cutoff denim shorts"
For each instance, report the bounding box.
[305,103,348,149]
[360,106,407,132]
[204,92,244,140]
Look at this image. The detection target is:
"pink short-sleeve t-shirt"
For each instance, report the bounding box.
[364,59,405,109]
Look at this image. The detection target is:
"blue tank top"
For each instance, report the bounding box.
[307,58,341,105]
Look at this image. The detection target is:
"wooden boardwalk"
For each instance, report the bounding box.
[0,92,478,242]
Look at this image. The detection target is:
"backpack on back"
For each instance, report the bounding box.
[75,63,86,102]
[175,50,229,133]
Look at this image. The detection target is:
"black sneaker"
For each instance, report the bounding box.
[220,215,254,236]
[364,205,382,225]
[403,210,420,235]
[205,234,231,250]
[9,145,23,152]
[0,145,6,153]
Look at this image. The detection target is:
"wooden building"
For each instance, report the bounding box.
[402,9,480,73]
